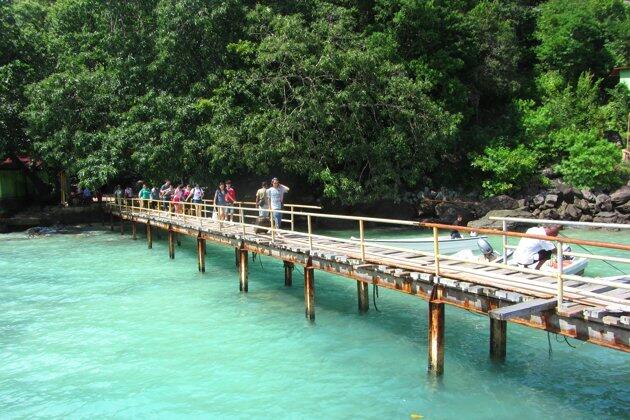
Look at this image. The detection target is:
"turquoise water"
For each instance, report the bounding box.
[0,227,628,418]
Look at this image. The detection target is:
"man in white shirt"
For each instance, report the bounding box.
[267,177,289,229]
[513,225,560,269]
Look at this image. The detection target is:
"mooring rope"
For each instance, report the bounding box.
[372,284,380,312]
[559,233,626,276]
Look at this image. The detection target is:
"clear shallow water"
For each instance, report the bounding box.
[0,227,628,419]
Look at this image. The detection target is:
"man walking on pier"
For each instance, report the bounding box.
[513,225,560,270]
[267,177,289,230]
[225,180,237,222]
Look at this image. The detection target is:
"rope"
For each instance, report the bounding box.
[547,332,553,359]
[559,233,626,276]
[372,284,380,312]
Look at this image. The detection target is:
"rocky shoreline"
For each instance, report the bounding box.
[417,183,630,230]
[0,204,105,233]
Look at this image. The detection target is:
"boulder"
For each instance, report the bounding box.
[434,202,475,224]
[582,189,596,202]
[564,204,581,220]
[467,209,533,230]
[595,194,612,212]
[543,194,558,209]
[593,211,617,223]
[615,211,629,223]
[532,194,545,208]
[556,184,575,204]
[617,202,630,214]
[574,198,590,212]
[477,195,519,216]
[579,214,593,223]
[610,185,630,206]
[532,208,541,217]
[539,208,559,219]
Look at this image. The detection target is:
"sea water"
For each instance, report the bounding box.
[0,227,628,419]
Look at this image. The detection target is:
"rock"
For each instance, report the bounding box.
[582,189,596,202]
[595,194,612,212]
[617,202,630,214]
[517,198,526,208]
[564,204,581,220]
[532,208,541,217]
[615,211,629,223]
[539,208,559,219]
[610,186,630,206]
[556,184,575,203]
[467,209,533,230]
[434,202,475,224]
[572,189,584,199]
[477,195,519,216]
[593,211,617,223]
[579,214,593,223]
[532,194,545,207]
[574,198,590,212]
[543,194,558,209]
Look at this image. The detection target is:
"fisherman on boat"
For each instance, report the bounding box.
[513,225,560,270]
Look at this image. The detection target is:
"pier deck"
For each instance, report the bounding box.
[106,200,630,374]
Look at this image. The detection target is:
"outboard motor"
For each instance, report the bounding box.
[477,238,495,260]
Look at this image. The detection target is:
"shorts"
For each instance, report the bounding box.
[192,198,202,204]
[226,203,235,214]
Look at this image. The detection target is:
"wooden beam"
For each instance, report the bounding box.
[428,286,445,375]
[132,220,137,240]
[147,222,152,249]
[305,258,315,321]
[284,261,294,287]
[490,318,507,361]
[239,247,248,292]
[357,281,369,313]
[489,298,557,321]
[168,228,175,259]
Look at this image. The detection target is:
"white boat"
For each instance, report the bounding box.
[349,235,488,254]
[452,240,589,276]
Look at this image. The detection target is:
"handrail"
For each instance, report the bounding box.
[489,216,630,230]
[108,198,629,311]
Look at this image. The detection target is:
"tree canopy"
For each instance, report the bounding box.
[1,0,628,203]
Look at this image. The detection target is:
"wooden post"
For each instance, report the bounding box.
[284,261,294,287]
[168,228,175,259]
[239,246,248,292]
[110,213,114,231]
[176,235,181,247]
[490,318,507,361]
[304,258,315,321]
[428,286,445,375]
[357,281,369,313]
[120,217,124,235]
[147,222,152,249]
[132,220,137,240]
[235,247,240,269]
[197,236,206,273]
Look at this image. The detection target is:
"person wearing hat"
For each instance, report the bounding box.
[267,177,289,230]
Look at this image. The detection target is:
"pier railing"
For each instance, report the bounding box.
[107,198,630,312]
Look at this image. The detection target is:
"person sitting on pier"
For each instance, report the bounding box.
[513,225,560,270]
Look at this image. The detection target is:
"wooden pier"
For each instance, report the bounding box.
[106,199,630,375]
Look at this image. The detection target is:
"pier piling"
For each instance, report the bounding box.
[110,213,114,231]
[120,218,124,235]
[284,261,294,287]
[197,235,206,273]
[132,220,137,240]
[168,228,175,259]
[304,258,315,321]
[428,286,445,375]
[357,281,369,313]
[239,246,248,292]
[490,319,507,361]
[147,223,152,249]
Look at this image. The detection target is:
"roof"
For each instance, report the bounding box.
[611,66,630,77]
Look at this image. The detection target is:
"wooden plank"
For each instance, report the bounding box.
[489,298,557,321]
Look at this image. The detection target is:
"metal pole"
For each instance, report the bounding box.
[502,220,508,263]
[433,226,440,277]
[290,206,295,231]
[359,219,365,261]
[307,214,313,251]
[557,243,564,310]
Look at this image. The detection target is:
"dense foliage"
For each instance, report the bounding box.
[1,0,628,203]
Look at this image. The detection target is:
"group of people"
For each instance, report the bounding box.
[113,177,290,228]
